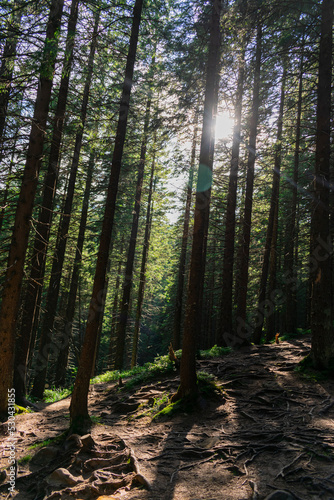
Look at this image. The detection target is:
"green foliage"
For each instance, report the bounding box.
[18,455,32,464]
[199,345,232,358]
[91,354,175,391]
[123,355,175,390]
[90,415,101,424]
[43,387,72,403]
[130,393,170,420]
[295,354,333,381]
[152,399,183,421]
[278,328,311,343]
[197,371,226,398]
[94,346,229,392]
[14,405,33,415]
[28,433,67,450]
[90,370,122,385]
[197,370,215,383]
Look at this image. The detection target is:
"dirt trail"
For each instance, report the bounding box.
[1,336,334,499]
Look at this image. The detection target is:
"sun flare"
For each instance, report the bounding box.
[215,111,234,141]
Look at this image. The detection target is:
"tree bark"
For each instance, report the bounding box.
[219,38,246,344]
[0,0,64,415]
[13,0,79,405]
[253,64,286,344]
[108,256,123,369]
[284,42,304,335]
[30,8,99,399]
[234,22,262,343]
[70,0,144,427]
[54,149,95,387]
[310,0,334,369]
[114,88,153,370]
[266,201,279,341]
[172,113,197,351]
[131,151,155,367]
[173,0,222,402]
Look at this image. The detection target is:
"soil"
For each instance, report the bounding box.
[1,335,334,500]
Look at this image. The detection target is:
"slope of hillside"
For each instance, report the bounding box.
[1,336,334,500]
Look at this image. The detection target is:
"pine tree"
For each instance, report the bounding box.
[284,37,305,335]
[173,0,222,402]
[219,35,246,344]
[310,0,334,369]
[172,112,198,351]
[114,67,154,370]
[54,148,95,387]
[0,0,64,415]
[14,0,80,406]
[234,20,262,343]
[31,8,100,399]
[70,0,145,428]
[0,0,22,146]
[253,63,286,344]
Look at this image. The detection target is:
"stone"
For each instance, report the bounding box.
[81,434,95,451]
[63,434,82,451]
[46,467,80,487]
[30,446,59,465]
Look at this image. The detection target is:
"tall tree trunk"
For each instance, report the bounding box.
[114,87,153,370]
[131,152,155,367]
[92,260,111,377]
[0,0,22,147]
[205,214,217,349]
[284,43,304,335]
[235,22,262,342]
[13,0,79,406]
[266,201,279,341]
[108,257,123,369]
[70,0,144,427]
[30,9,99,399]
[310,0,333,369]
[173,0,222,402]
[253,64,286,344]
[54,149,94,387]
[172,114,197,350]
[0,0,64,415]
[219,39,246,344]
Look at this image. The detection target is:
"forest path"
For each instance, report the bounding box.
[1,335,334,500]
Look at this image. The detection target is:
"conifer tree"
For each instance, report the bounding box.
[172,112,198,351]
[131,151,155,367]
[0,0,64,415]
[14,0,80,406]
[31,8,100,399]
[235,20,262,341]
[173,0,222,401]
[70,0,145,427]
[114,68,154,370]
[310,0,334,369]
[253,63,286,344]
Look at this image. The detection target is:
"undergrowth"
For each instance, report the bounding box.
[15,405,33,415]
[28,432,67,450]
[199,345,232,358]
[295,353,334,381]
[41,345,231,403]
[274,328,311,344]
[43,387,72,403]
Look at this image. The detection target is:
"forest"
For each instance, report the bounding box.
[0,0,334,497]
[0,0,334,455]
